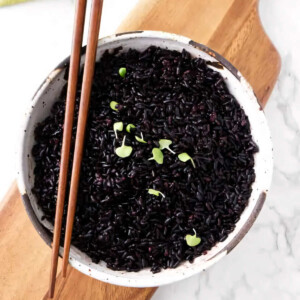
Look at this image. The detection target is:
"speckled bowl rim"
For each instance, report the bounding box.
[17,30,273,287]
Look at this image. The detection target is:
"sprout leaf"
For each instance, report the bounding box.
[113,122,123,139]
[148,189,165,198]
[110,101,119,111]
[115,136,132,158]
[119,67,127,78]
[178,153,196,168]
[159,139,175,154]
[135,133,147,144]
[126,124,136,133]
[148,148,164,164]
[185,229,201,247]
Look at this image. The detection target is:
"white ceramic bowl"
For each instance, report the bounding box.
[17,31,273,288]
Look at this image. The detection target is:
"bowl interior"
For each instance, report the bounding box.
[17,31,273,287]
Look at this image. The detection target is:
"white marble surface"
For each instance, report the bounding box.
[0,0,300,299]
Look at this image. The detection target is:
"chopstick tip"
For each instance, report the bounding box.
[48,288,54,299]
[62,267,68,278]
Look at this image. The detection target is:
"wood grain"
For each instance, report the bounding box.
[118,0,235,44]
[0,182,61,300]
[207,0,281,104]
[0,0,280,299]
[44,268,156,300]
[117,0,280,105]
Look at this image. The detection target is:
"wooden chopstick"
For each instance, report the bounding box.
[48,0,87,298]
[62,0,104,278]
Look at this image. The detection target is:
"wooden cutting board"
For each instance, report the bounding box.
[0,0,280,299]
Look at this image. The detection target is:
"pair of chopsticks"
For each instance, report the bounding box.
[48,0,104,297]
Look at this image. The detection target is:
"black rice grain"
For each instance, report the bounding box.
[32,46,258,273]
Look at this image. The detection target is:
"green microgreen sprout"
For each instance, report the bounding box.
[135,132,147,144]
[178,153,196,168]
[185,229,201,247]
[159,139,175,154]
[110,101,119,111]
[119,67,127,78]
[115,136,132,158]
[148,189,165,198]
[126,124,136,133]
[113,122,123,139]
[148,148,164,164]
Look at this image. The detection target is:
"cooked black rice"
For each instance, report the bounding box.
[32,46,258,273]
